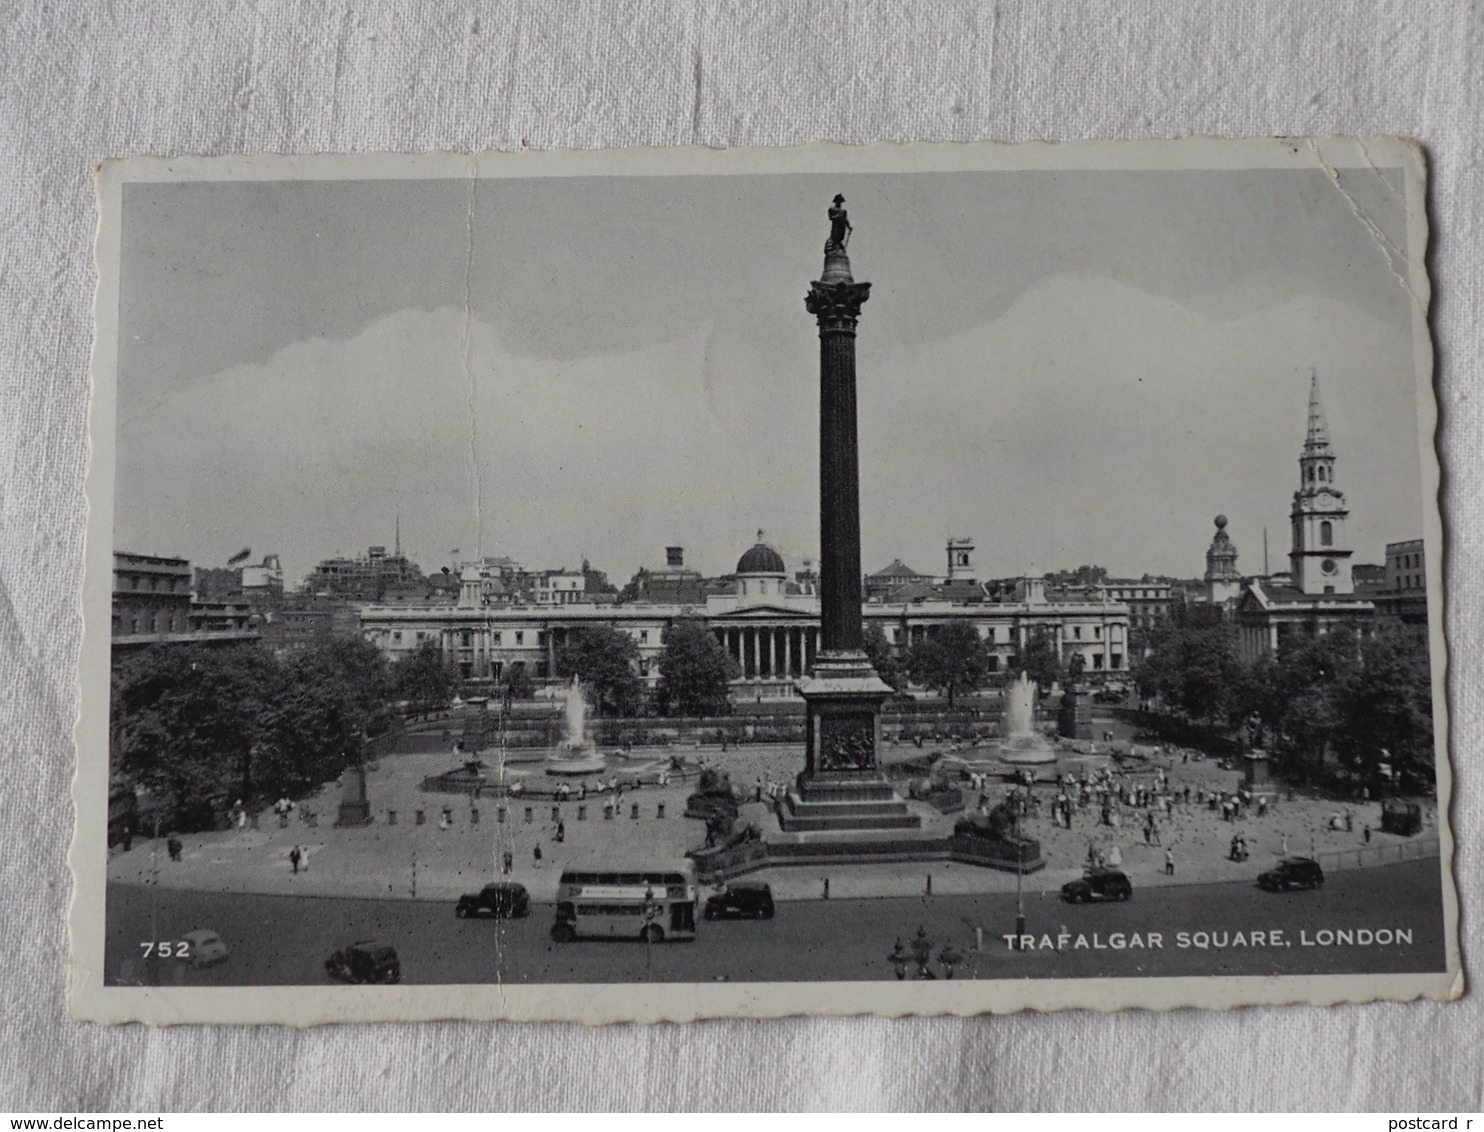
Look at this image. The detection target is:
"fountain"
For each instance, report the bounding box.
[544,676,607,776]
[996,671,1057,765]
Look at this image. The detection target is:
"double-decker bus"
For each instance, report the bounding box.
[551,860,698,943]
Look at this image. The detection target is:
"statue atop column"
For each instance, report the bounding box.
[827,193,852,251]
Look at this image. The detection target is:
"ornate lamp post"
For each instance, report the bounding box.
[938,942,964,980]
[888,938,910,980]
[643,884,659,982]
[1014,804,1027,947]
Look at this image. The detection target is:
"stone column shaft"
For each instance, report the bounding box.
[818,328,863,653]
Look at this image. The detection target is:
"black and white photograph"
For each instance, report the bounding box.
[72,139,1457,1023]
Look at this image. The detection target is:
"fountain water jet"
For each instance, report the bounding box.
[544,676,607,776]
[996,671,1057,765]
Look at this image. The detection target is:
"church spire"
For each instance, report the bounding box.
[1305,368,1332,454]
[1289,370,1352,595]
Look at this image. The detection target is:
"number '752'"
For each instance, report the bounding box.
[139,941,192,959]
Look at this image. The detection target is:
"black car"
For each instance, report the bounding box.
[455,882,532,919]
[1257,857,1325,892]
[703,881,775,920]
[1061,869,1133,904]
[325,941,402,984]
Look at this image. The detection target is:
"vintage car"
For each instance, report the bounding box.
[703,881,776,920]
[455,882,532,920]
[181,928,230,967]
[1060,868,1133,904]
[325,941,402,984]
[1257,857,1325,892]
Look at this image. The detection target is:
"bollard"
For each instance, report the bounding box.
[925,873,932,896]
[387,809,397,826]
[552,805,561,822]
[631,803,640,820]
[975,926,984,952]
[415,808,426,826]
[470,807,479,825]
[577,804,587,821]
[656,803,665,820]
[524,806,533,823]
[823,877,830,900]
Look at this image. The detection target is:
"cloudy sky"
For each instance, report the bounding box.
[114,162,1428,586]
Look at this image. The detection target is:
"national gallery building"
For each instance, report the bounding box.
[357,538,1132,698]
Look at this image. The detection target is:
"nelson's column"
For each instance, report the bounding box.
[780,196,920,833]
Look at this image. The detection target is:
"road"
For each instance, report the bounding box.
[106,858,1447,985]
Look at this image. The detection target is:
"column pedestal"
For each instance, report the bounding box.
[780,651,921,833]
[335,764,372,827]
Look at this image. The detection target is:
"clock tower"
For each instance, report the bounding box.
[1289,370,1353,595]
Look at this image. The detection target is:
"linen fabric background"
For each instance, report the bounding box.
[0,0,1479,1112]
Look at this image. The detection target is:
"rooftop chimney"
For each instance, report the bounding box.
[665,546,684,568]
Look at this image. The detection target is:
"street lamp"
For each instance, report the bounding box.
[938,942,964,980]
[1013,795,1027,948]
[909,926,935,979]
[642,885,659,982]
[887,938,910,980]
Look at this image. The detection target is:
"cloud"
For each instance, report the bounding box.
[115,274,1425,586]
[859,274,1422,577]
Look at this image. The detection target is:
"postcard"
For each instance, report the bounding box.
[71,138,1458,1023]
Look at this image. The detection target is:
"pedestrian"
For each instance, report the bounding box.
[502,848,514,875]
[555,821,566,844]
[533,843,543,868]
[1164,847,1175,876]
[1280,834,1288,855]
[289,846,302,875]
[1364,824,1372,844]
[167,836,182,862]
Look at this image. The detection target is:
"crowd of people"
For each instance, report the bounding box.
[950,745,1395,885]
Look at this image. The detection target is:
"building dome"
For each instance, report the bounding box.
[1214,514,1228,530]
[736,538,786,576]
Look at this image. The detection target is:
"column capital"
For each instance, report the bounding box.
[806,279,872,334]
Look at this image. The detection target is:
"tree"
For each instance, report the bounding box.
[1009,628,1061,692]
[1131,622,1240,723]
[500,662,535,704]
[391,639,459,717]
[555,625,644,717]
[1341,622,1434,791]
[1043,564,1108,587]
[259,637,390,796]
[863,623,907,692]
[907,619,990,707]
[655,618,738,717]
[112,642,279,830]
[1261,626,1362,784]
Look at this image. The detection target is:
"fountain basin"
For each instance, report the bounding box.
[544,741,606,776]
[995,736,1058,765]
